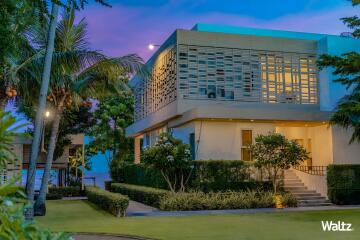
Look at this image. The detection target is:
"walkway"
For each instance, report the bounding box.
[127,203,360,217]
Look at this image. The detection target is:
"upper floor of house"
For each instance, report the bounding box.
[126,24,360,136]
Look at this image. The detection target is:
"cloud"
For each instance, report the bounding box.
[77,3,357,61]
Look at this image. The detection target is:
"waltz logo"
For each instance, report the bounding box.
[321,221,353,231]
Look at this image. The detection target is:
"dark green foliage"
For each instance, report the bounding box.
[251,133,308,193]
[111,183,169,208]
[327,164,360,204]
[0,175,71,239]
[110,161,168,189]
[142,133,192,192]
[48,186,85,198]
[110,160,272,192]
[317,1,360,143]
[280,193,298,207]
[104,180,113,191]
[86,94,134,167]
[191,160,272,192]
[159,191,297,211]
[86,186,129,217]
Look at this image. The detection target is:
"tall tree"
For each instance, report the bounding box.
[18,9,144,215]
[317,0,360,142]
[0,0,47,108]
[25,0,110,218]
[86,94,134,167]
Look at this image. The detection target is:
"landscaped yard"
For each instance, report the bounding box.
[37,200,360,240]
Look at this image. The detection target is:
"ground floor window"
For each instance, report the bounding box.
[241,130,252,161]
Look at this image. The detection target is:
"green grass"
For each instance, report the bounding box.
[37,200,360,240]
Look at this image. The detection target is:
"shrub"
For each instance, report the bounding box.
[86,186,129,217]
[142,133,192,192]
[281,193,298,207]
[327,164,360,204]
[110,162,168,189]
[104,180,113,191]
[111,183,169,207]
[159,191,277,211]
[48,186,84,198]
[251,133,308,193]
[110,160,271,192]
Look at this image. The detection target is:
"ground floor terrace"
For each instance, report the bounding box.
[134,119,360,197]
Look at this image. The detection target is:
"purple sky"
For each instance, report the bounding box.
[77,0,357,62]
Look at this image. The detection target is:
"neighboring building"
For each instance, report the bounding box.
[1,134,85,186]
[126,24,360,197]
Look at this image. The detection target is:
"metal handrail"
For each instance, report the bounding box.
[293,165,326,176]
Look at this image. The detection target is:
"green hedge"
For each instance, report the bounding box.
[159,191,297,211]
[86,186,129,217]
[110,160,271,192]
[110,162,168,189]
[104,181,113,191]
[47,186,84,199]
[111,183,169,208]
[327,164,360,205]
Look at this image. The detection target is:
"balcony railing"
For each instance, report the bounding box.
[293,165,326,176]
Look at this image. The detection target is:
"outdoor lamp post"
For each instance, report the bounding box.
[41,110,51,153]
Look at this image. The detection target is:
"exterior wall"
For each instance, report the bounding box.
[194,121,275,160]
[276,125,333,166]
[293,169,328,198]
[317,36,360,111]
[331,125,360,165]
[171,122,196,145]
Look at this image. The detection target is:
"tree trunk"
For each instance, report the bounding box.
[34,110,62,216]
[25,2,59,219]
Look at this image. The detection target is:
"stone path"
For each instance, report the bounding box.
[127,204,360,217]
[127,200,157,216]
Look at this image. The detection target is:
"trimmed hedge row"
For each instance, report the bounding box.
[46,186,85,200]
[110,162,168,189]
[86,186,129,217]
[110,160,271,192]
[111,183,169,208]
[160,191,298,211]
[327,164,360,205]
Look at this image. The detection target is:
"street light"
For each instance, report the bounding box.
[148,44,160,50]
[41,110,51,153]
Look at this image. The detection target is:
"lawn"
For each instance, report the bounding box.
[37,200,360,240]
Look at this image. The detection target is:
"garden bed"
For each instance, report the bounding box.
[110,183,297,210]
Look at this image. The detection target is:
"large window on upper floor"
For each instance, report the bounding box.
[177,45,318,105]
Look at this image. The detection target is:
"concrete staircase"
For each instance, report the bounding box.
[284,169,331,207]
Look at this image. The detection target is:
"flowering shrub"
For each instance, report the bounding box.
[142,133,192,192]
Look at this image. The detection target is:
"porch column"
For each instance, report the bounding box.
[134,137,141,164]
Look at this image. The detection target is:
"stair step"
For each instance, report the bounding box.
[293,193,322,198]
[284,186,308,191]
[296,196,326,200]
[284,183,305,187]
[299,203,332,207]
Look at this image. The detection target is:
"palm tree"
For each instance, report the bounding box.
[0,110,27,168]
[18,10,144,215]
[25,0,111,217]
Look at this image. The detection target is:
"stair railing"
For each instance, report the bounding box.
[292,165,326,176]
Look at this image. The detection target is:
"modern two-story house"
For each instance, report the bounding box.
[126,24,360,198]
